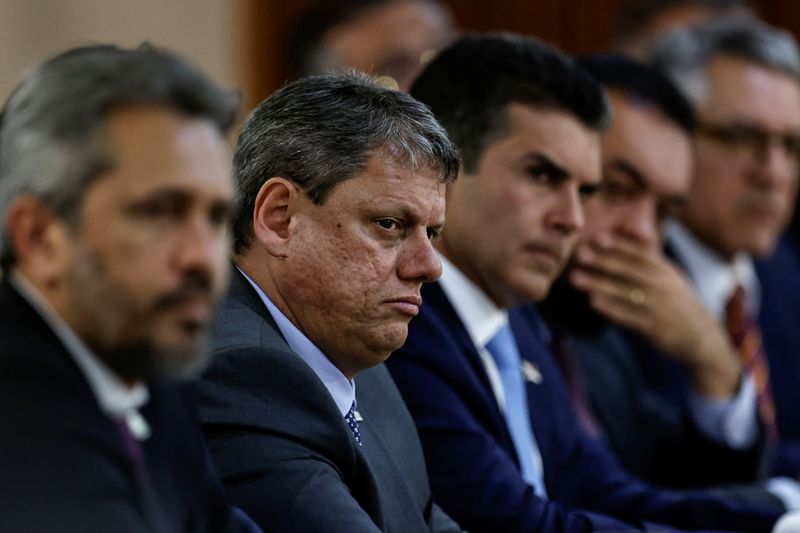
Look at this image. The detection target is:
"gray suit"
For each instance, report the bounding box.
[184,269,461,533]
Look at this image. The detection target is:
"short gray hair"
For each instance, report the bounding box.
[231,70,460,254]
[649,17,800,105]
[0,44,239,268]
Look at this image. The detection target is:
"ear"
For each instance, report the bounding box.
[252,177,301,258]
[4,195,71,289]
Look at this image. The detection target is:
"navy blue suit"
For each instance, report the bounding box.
[0,280,257,533]
[649,236,800,478]
[387,281,780,533]
[756,236,800,476]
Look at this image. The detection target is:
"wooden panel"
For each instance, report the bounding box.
[242,0,800,110]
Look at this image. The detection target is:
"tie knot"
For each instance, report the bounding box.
[486,323,520,372]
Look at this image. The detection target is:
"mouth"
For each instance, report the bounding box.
[384,295,423,316]
[165,295,214,333]
[524,243,564,268]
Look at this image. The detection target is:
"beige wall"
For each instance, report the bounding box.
[0,0,247,103]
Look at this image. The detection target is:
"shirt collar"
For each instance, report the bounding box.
[9,270,150,438]
[237,267,355,417]
[665,219,760,320]
[437,254,508,349]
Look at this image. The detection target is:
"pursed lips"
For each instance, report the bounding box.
[384,294,423,316]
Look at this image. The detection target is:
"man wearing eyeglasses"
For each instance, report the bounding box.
[649,17,800,482]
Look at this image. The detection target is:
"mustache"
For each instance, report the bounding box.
[153,273,214,311]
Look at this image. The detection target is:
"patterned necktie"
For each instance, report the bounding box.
[486,323,547,497]
[725,284,778,438]
[345,403,362,447]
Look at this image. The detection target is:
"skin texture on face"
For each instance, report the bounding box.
[36,107,233,381]
[320,0,455,90]
[438,102,601,307]
[687,54,800,260]
[566,92,742,398]
[247,156,446,378]
[581,90,691,250]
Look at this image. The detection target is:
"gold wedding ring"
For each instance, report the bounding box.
[629,288,646,306]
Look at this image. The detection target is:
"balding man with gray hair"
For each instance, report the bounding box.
[648,17,800,487]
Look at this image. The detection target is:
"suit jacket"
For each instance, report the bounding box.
[649,236,800,478]
[558,324,783,509]
[386,281,780,533]
[185,269,461,533]
[756,236,800,476]
[0,280,256,533]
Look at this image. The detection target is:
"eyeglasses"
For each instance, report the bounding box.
[696,121,800,163]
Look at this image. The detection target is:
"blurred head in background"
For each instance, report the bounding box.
[288,0,456,90]
[651,17,800,260]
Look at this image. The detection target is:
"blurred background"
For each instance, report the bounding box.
[0,0,798,115]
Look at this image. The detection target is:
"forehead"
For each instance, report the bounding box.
[96,106,232,199]
[330,153,446,212]
[701,54,800,127]
[489,102,601,181]
[603,91,692,197]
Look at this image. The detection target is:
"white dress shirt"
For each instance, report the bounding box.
[666,220,800,510]
[9,270,150,440]
[437,254,547,496]
[238,268,355,417]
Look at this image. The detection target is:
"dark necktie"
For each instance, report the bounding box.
[114,417,150,486]
[550,332,602,439]
[345,403,362,447]
[725,284,778,438]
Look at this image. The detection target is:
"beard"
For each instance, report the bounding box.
[64,241,216,383]
[98,335,212,382]
[538,266,610,339]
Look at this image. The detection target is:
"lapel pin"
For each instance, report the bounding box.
[521,360,543,384]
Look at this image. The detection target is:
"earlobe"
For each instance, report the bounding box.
[252,177,299,258]
[4,195,68,288]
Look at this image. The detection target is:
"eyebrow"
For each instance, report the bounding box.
[604,159,646,189]
[521,152,569,180]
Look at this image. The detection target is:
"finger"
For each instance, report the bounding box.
[573,245,654,286]
[588,291,652,333]
[570,267,640,304]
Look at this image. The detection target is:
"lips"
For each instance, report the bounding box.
[524,243,565,267]
[384,295,423,316]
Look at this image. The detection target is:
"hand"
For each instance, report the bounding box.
[569,232,742,399]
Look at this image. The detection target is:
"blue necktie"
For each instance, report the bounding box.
[345,403,362,447]
[486,323,547,497]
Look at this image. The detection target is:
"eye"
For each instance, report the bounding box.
[527,165,557,185]
[376,218,399,231]
[599,180,637,203]
[426,227,440,241]
[578,183,599,201]
[208,202,232,228]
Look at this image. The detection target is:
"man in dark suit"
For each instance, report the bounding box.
[185,72,463,532]
[645,17,800,481]
[386,33,784,532]
[0,45,259,532]
[540,53,799,509]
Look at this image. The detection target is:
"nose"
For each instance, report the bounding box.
[397,230,442,283]
[617,196,660,245]
[546,185,584,235]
